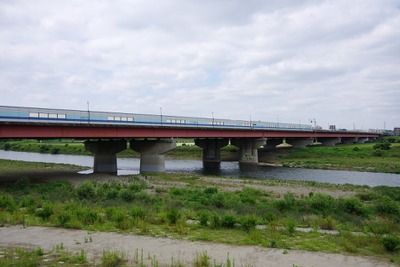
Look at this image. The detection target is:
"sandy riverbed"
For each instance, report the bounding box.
[0,225,395,267]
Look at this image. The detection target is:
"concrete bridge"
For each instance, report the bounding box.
[0,106,379,173]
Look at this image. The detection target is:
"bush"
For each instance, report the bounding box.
[373,143,391,150]
[166,208,180,225]
[241,215,257,232]
[204,187,218,194]
[57,213,72,227]
[318,216,337,230]
[308,193,336,215]
[221,214,237,228]
[50,147,61,154]
[375,196,400,217]
[372,150,384,157]
[118,189,135,202]
[339,197,367,216]
[35,204,54,220]
[382,236,400,252]
[130,206,146,220]
[210,213,221,229]
[198,211,209,226]
[0,194,16,212]
[76,181,96,199]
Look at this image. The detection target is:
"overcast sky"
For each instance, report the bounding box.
[1,0,399,130]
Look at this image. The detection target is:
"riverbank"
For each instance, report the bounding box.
[0,160,399,266]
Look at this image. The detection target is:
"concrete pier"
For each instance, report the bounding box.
[231,138,267,164]
[130,138,176,173]
[195,138,229,168]
[319,137,341,146]
[84,140,127,173]
[286,138,314,148]
[341,137,357,144]
[356,137,369,144]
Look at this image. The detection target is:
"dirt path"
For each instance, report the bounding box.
[0,225,394,267]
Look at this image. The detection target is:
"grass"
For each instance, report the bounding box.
[0,160,399,264]
[278,142,400,173]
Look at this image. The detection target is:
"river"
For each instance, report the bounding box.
[0,150,399,187]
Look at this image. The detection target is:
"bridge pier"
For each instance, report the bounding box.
[195,138,229,168]
[356,137,369,144]
[319,137,341,146]
[130,138,176,173]
[341,137,357,144]
[231,138,267,164]
[286,138,314,148]
[84,140,127,173]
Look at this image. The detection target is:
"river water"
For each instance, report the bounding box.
[0,150,399,187]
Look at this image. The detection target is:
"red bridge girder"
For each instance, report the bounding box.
[0,123,379,139]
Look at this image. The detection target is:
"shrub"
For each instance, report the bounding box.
[39,144,50,153]
[193,251,211,267]
[0,194,16,212]
[101,250,127,267]
[166,208,180,225]
[373,143,391,150]
[35,204,54,220]
[76,181,96,199]
[372,150,384,157]
[318,216,337,230]
[57,213,71,227]
[285,218,296,235]
[4,142,11,150]
[51,147,60,154]
[308,193,336,215]
[262,211,277,223]
[382,236,400,252]
[375,196,400,217]
[339,197,367,216]
[130,206,146,220]
[221,214,237,228]
[198,211,209,227]
[210,213,221,229]
[241,215,257,232]
[204,187,218,194]
[119,189,135,202]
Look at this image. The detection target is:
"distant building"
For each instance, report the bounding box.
[329,125,336,131]
[394,127,400,136]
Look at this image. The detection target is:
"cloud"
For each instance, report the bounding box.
[0,0,399,130]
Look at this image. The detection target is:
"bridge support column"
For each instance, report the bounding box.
[84,140,127,173]
[356,137,369,144]
[130,138,176,173]
[195,138,229,168]
[286,138,314,148]
[231,138,267,164]
[319,137,341,146]
[342,137,357,144]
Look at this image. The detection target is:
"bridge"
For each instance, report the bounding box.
[0,106,379,173]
